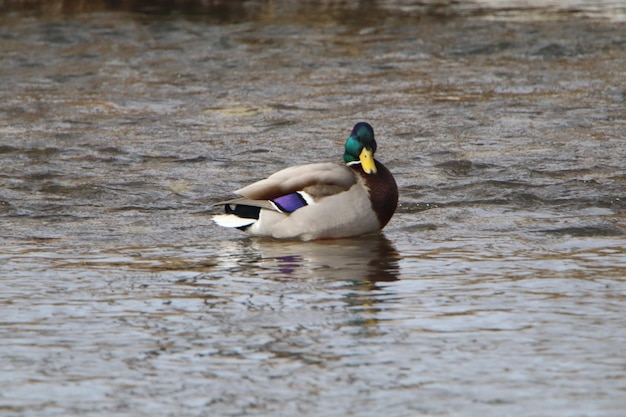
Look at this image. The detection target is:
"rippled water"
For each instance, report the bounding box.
[1,1,625,416]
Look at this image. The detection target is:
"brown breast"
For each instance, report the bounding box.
[352,160,398,228]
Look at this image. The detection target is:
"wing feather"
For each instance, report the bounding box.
[214,197,275,210]
[234,162,356,200]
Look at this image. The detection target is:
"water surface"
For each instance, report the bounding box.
[1,1,625,416]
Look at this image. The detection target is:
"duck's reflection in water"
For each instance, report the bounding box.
[243,233,401,285]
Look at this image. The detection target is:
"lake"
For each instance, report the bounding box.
[1,1,625,416]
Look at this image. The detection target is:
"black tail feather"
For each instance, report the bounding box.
[225,204,261,231]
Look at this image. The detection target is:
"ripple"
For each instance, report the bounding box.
[1,3,625,417]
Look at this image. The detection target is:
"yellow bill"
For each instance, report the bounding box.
[359,148,377,174]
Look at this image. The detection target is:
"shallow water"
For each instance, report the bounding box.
[1,1,625,416]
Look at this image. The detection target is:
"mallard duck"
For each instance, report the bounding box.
[212,122,398,241]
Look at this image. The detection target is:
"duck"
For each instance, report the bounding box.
[212,122,398,241]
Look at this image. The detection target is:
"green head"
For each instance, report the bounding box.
[343,122,378,174]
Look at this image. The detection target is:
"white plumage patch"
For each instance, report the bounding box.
[299,191,315,205]
[212,214,256,228]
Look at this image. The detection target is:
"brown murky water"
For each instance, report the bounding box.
[1,1,625,416]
